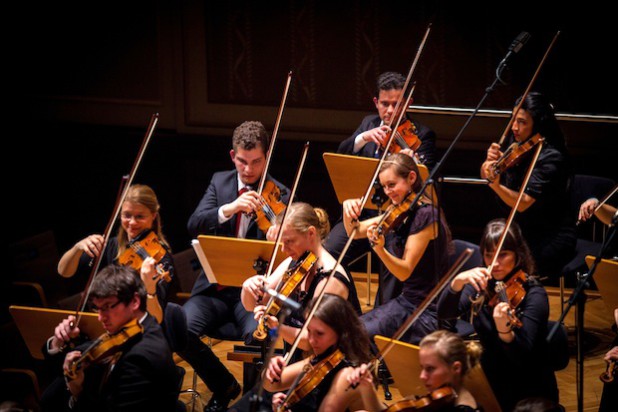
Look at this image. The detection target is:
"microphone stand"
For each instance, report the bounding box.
[547,222,617,412]
[249,299,298,412]
[402,38,521,227]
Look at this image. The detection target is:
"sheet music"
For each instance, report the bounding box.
[191,239,217,283]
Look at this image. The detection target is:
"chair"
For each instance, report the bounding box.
[448,240,483,338]
[171,248,203,303]
[560,174,615,310]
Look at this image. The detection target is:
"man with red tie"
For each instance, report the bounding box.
[181,121,290,412]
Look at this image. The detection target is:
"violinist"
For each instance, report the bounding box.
[180,121,290,412]
[437,219,559,411]
[57,184,177,323]
[241,202,361,351]
[343,153,450,345]
[327,71,437,303]
[41,265,179,412]
[480,92,575,280]
[348,330,482,412]
[262,294,373,412]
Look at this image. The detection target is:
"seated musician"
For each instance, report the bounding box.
[264,294,373,412]
[348,330,482,411]
[57,184,177,323]
[342,153,450,345]
[241,202,361,350]
[326,71,437,304]
[437,219,559,411]
[480,92,575,280]
[40,264,179,412]
[180,120,290,412]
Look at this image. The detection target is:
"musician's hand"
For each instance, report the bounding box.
[140,257,158,294]
[243,275,265,302]
[228,190,262,215]
[346,363,373,389]
[486,143,502,162]
[343,198,363,223]
[63,351,84,396]
[360,125,391,147]
[266,224,279,241]
[493,302,512,332]
[272,392,287,411]
[74,234,105,259]
[450,267,490,293]
[578,198,599,223]
[367,224,384,249]
[51,316,80,351]
[605,346,618,362]
[253,305,267,322]
[266,356,286,384]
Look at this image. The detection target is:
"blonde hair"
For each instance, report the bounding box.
[277,202,330,241]
[419,330,482,376]
[116,184,169,257]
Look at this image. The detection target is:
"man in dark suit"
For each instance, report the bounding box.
[181,120,290,412]
[41,264,179,412]
[325,72,437,305]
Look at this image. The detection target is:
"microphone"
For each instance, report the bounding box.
[500,31,531,66]
[263,287,301,311]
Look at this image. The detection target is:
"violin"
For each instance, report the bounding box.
[118,230,171,283]
[380,119,422,156]
[489,133,544,181]
[276,349,345,412]
[385,386,457,412]
[600,359,616,383]
[254,180,287,234]
[375,192,427,237]
[65,318,143,380]
[488,270,528,329]
[253,250,317,341]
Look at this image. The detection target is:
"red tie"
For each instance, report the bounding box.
[235,187,248,237]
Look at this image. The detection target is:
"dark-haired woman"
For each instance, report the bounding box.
[264,294,373,412]
[438,219,558,411]
[481,92,576,280]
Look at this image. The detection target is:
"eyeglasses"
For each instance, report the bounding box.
[120,212,151,222]
[91,300,122,314]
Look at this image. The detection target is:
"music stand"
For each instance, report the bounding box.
[374,335,501,412]
[585,256,618,318]
[9,305,104,360]
[322,153,436,209]
[196,236,287,287]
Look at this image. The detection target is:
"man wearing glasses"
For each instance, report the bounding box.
[41,265,179,411]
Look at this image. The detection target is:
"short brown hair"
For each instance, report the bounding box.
[232,121,270,153]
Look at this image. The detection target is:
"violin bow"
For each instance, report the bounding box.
[486,140,544,274]
[74,113,160,327]
[576,183,618,226]
[376,248,473,363]
[262,142,310,282]
[497,31,560,145]
[283,24,433,365]
[256,71,293,194]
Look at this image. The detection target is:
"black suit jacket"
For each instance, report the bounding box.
[42,315,179,412]
[187,170,290,295]
[337,114,437,169]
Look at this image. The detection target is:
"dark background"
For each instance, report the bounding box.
[3,0,617,403]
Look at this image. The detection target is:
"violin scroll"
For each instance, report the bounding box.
[600,359,616,383]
